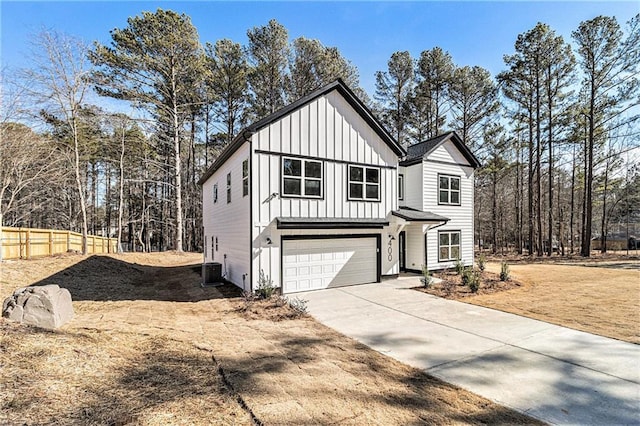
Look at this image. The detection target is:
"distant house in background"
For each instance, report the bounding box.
[592,234,638,251]
[199,79,479,294]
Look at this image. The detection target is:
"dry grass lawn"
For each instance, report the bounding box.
[0,252,541,425]
[467,261,640,344]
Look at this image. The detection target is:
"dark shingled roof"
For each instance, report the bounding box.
[406,133,453,160]
[392,207,449,222]
[401,131,481,168]
[276,217,389,229]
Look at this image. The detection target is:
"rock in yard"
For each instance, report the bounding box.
[2,285,74,329]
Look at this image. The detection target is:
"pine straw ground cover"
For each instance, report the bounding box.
[1,252,542,425]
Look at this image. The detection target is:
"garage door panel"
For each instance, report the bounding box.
[282,237,377,294]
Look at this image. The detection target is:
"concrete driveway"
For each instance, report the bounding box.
[298,276,640,425]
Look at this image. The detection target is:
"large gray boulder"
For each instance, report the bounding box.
[2,285,74,329]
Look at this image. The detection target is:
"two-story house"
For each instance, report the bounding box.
[199,79,479,294]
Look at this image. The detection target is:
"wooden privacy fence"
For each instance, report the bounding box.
[0,227,118,260]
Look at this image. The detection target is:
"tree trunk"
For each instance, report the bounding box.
[172,68,184,253]
[600,153,610,253]
[570,143,576,254]
[117,123,126,252]
[72,117,88,254]
[581,79,596,257]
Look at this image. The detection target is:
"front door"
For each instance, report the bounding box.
[399,231,406,271]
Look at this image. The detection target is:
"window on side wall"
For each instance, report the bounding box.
[398,174,404,201]
[438,174,460,205]
[282,157,323,198]
[348,165,380,201]
[213,183,218,204]
[226,172,231,204]
[439,231,461,261]
[242,159,249,197]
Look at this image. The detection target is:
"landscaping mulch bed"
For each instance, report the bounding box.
[416,270,523,299]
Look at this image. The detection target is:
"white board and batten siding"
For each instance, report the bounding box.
[250,90,400,292]
[423,141,475,270]
[202,143,251,290]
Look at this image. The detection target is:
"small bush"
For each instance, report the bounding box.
[288,297,308,315]
[255,270,276,299]
[455,258,465,275]
[420,265,433,288]
[462,268,480,293]
[477,253,487,272]
[500,262,510,281]
[461,268,471,286]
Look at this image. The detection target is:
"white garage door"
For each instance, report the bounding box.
[282,237,378,293]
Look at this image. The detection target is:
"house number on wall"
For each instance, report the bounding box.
[387,238,393,261]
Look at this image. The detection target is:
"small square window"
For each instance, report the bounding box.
[281,157,322,198]
[348,165,380,201]
[438,175,461,205]
[438,231,461,261]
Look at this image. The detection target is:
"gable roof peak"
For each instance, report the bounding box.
[198,79,405,185]
[403,131,480,168]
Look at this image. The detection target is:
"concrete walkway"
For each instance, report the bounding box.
[298,277,640,425]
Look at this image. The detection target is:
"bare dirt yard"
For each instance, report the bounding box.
[464,258,639,344]
[1,252,541,425]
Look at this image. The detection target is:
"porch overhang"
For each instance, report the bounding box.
[391,207,449,223]
[276,217,389,230]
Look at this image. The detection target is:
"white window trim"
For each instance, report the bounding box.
[438,174,461,206]
[438,230,461,261]
[398,174,404,201]
[347,165,380,202]
[281,156,323,198]
[213,183,218,204]
[226,172,232,204]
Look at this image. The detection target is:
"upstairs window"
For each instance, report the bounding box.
[226,172,232,204]
[439,174,460,205]
[348,165,380,201]
[213,183,218,204]
[282,157,323,198]
[398,174,404,201]
[242,159,249,197]
[439,231,461,261]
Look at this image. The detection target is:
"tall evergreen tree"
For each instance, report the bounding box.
[411,47,454,140]
[374,51,414,147]
[448,65,499,151]
[90,8,205,252]
[246,19,289,120]
[288,37,360,101]
[204,39,249,146]
[572,14,639,257]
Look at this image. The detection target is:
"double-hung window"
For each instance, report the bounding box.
[348,165,380,201]
[439,174,460,205]
[439,231,461,261]
[282,157,323,198]
[226,172,232,204]
[242,159,249,197]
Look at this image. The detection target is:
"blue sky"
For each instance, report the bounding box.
[1,1,638,97]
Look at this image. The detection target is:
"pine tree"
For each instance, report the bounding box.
[246,19,289,120]
[374,51,414,147]
[90,8,205,252]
